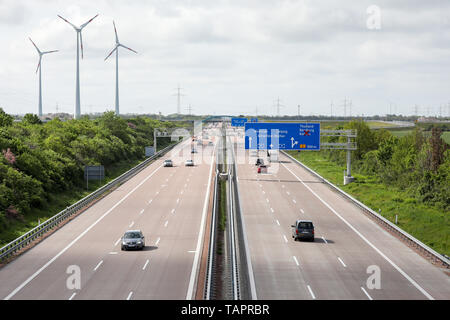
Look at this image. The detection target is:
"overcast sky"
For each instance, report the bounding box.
[0,0,449,117]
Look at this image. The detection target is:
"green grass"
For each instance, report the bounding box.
[366,121,400,128]
[389,130,414,138]
[219,180,227,232]
[287,151,449,256]
[388,129,450,144]
[0,158,142,248]
[442,132,450,144]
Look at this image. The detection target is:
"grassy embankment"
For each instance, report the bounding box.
[287,150,449,257]
[0,159,144,248]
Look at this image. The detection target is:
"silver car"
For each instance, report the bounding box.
[163,159,173,167]
[185,159,194,166]
[121,230,145,250]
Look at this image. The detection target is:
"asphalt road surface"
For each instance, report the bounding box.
[232,134,450,300]
[0,137,215,300]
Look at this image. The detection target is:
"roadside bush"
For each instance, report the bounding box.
[0,110,185,225]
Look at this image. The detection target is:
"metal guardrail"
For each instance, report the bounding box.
[228,152,239,300]
[204,133,248,300]
[0,143,179,262]
[228,136,256,300]
[281,150,450,268]
[204,154,219,300]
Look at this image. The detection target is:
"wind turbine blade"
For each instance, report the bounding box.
[29,37,41,54]
[104,46,118,61]
[80,14,99,29]
[80,32,84,59]
[43,50,59,54]
[36,58,41,74]
[113,21,119,43]
[57,15,78,29]
[120,44,137,54]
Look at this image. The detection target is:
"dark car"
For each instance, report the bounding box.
[255,158,264,166]
[291,220,314,241]
[121,230,145,250]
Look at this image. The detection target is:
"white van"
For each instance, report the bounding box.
[268,150,279,162]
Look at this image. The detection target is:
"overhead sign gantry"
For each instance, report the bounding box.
[244,122,321,151]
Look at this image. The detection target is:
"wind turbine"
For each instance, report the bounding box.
[105,21,137,116]
[58,14,98,119]
[29,38,58,117]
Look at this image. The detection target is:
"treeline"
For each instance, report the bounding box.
[322,120,449,210]
[0,109,181,232]
[256,115,448,122]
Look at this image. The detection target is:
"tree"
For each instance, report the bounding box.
[345,120,377,160]
[430,126,448,172]
[0,108,13,127]
[23,113,42,125]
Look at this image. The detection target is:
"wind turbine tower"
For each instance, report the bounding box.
[105,21,138,116]
[29,38,58,117]
[58,14,99,119]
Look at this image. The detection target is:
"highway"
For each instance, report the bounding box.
[231,132,450,300]
[1,123,448,301]
[0,135,216,300]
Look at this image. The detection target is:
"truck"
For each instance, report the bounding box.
[268,150,279,162]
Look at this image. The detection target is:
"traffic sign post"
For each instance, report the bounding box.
[231,118,248,127]
[244,122,320,151]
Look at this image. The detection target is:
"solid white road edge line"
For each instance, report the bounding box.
[186,151,215,300]
[69,292,76,300]
[4,164,164,300]
[126,291,133,300]
[281,162,434,300]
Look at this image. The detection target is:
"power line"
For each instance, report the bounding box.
[186,104,193,115]
[173,84,185,114]
[274,97,284,116]
[342,98,352,117]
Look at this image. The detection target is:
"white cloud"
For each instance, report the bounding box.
[0,0,449,116]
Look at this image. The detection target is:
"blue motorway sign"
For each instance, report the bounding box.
[244,122,320,150]
[231,118,248,127]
